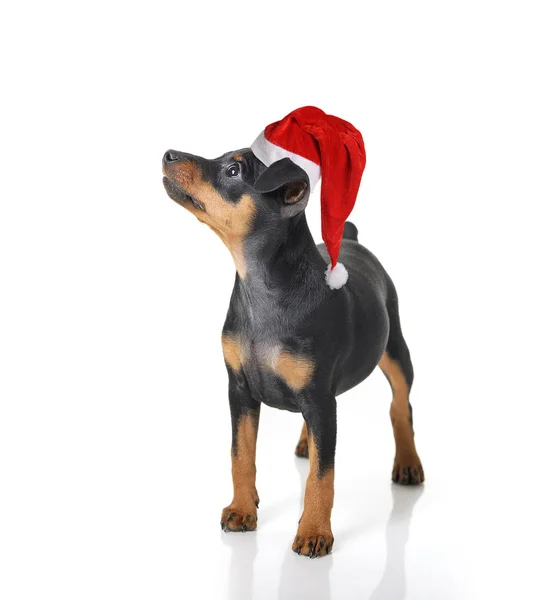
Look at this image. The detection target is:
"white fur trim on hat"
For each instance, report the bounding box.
[251,132,321,191]
[325,262,348,290]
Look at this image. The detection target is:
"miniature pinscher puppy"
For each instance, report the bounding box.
[162,148,424,558]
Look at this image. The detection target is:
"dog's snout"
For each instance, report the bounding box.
[163,149,181,164]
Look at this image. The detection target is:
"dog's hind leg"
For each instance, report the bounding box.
[295,421,309,458]
[379,286,425,485]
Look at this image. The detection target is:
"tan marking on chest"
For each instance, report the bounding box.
[271,351,314,391]
[222,335,244,373]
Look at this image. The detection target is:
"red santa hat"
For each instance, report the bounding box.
[251,106,366,290]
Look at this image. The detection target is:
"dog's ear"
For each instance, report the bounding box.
[253,158,310,206]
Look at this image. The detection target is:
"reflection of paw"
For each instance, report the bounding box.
[392,456,425,485]
[292,531,334,558]
[295,438,309,458]
[220,505,257,532]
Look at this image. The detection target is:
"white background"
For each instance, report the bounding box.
[1,2,534,599]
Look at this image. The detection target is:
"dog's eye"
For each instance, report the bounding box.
[226,163,240,178]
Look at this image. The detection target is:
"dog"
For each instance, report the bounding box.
[162,147,424,558]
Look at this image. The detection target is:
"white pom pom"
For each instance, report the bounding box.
[325,262,348,290]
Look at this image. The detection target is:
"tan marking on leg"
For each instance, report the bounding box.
[295,421,309,458]
[221,335,243,374]
[272,351,314,391]
[379,352,424,484]
[292,433,334,557]
[378,352,412,422]
[221,412,259,532]
[164,161,255,279]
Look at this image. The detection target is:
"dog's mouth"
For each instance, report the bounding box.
[162,176,205,212]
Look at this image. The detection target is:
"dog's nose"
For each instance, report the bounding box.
[163,149,182,164]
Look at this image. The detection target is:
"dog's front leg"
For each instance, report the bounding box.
[293,396,336,558]
[220,372,260,532]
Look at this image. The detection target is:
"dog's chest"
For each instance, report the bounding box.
[222,334,315,411]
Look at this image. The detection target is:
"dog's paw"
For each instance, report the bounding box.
[295,439,309,458]
[292,531,334,558]
[220,505,257,532]
[392,457,425,485]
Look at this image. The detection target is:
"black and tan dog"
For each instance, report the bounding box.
[162,148,424,558]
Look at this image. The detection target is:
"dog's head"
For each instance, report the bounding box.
[162,149,311,278]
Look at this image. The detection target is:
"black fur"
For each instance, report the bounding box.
[162,146,421,551]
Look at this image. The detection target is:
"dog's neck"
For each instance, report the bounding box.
[232,214,329,320]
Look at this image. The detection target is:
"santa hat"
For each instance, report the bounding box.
[251,106,366,290]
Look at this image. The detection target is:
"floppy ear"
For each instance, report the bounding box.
[253,158,309,205]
